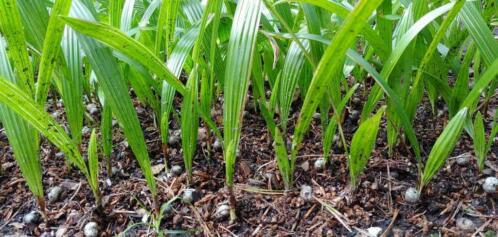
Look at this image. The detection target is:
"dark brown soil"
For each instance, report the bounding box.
[0,92,497,237]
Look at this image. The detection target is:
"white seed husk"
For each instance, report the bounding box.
[404,187,420,203]
[367,227,383,237]
[47,186,63,203]
[456,217,475,231]
[314,158,326,170]
[170,165,183,177]
[483,177,498,193]
[300,185,313,201]
[83,222,99,237]
[23,211,42,224]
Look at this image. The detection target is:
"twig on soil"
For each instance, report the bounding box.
[113,209,136,214]
[291,209,300,231]
[236,184,284,195]
[303,204,317,219]
[255,160,274,173]
[314,197,352,232]
[59,181,82,212]
[442,201,461,226]
[218,225,238,237]
[380,209,399,237]
[307,221,322,233]
[189,205,213,237]
[250,224,263,236]
[387,162,393,213]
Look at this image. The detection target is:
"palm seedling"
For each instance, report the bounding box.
[0,76,101,208]
[0,8,44,211]
[223,0,262,221]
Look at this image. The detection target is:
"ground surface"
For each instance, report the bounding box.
[0,91,497,236]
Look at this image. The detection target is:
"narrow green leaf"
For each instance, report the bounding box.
[349,106,385,188]
[422,108,468,187]
[61,27,84,144]
[460,58,498,111]
[181,67,199,183]
[274,128,291,189]
[61,16,187,95]
[35,0,72,107]
[460,2,498,66]
[323,84,359,163]
[224,0,262,187]
[17,0,49,51]
[88,129,101,204]
[100,95,113,175]
[0,0,35,95]
[155,0,180,56]
[473,112,485,171]
[278,40,309,130]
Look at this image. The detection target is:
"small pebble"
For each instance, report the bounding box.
[213,138,222,151]
[313,112,321,120]
[168,135,180,146]
[300,185,313,201]
[352,97,361,104]
[350,110,360,120]
[86,103,99,115]
[198,128,207,140]
[367,227,383,237]
[455,153,470,165]
[182,188,198,204]
[83,222,99,237]
[210,109,217,117]
[47,186,63,203]
[300,161,310,172]
[482,177,498,193]
[404,187,420,203]
[111,167,121,176]
[314,158,326,170]
[333,135,340,143]
[51,111,60,119]
[23,211,42,224]
[437,109,445,117]
[170,165,183,177]
[105,178,112,187]
[215,204,230,218]
[456,217,475,231]
[82,127,91,136]
[55,152,65,159]
[141,212,150,223]
[264,172,273,181]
